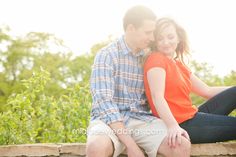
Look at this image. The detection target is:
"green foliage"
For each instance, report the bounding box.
[1,25,235,145]
[189,61,236,116]
[0,29,95,110]
[0,26,106,145]
[189,60,225,106]
[0,68,91,144]
[224,71,236,85]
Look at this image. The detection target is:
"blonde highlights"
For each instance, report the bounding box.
[153,18,190,63]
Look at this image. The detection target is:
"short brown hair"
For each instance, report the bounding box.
[123,5,156,31]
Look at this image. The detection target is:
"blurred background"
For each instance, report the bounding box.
[0,0,235,145]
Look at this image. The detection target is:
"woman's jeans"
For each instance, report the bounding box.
[180,86,236,143]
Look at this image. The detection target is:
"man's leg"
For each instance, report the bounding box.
[86,135,114,157]
[127,118,191,157]
[198,86,236,115]
[86,120,125,157]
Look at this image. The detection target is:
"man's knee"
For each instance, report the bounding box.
[86,135,114,157]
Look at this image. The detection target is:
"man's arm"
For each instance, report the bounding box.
[90,51,123,124]
[109,122,145,157]
[90,51,145,157]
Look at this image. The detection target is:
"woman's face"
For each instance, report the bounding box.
[155,24,179,57]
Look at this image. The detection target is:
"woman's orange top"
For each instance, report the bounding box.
[144,52,198,123]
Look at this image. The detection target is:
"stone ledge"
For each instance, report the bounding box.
[0,144,60,156]
[191,143,236,156]
[0,142,235,157]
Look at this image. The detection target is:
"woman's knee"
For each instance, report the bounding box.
[158,136,191,157]
[228,86,236,95]
[175,137,191,157]
[86,135,114,157]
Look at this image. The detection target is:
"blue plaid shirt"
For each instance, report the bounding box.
[90,36,156,125]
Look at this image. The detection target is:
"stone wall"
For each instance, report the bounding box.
[0,143,236,157]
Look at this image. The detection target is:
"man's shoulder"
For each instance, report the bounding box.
[95,39,120,60]
[101,39,120,54]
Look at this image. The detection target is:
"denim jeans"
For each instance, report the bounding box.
[180,86,236,143]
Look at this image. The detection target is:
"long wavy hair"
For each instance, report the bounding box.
[143,18,190,65]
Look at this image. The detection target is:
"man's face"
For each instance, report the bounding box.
[131,20,156,50]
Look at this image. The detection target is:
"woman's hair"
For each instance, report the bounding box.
[143,18,190,65]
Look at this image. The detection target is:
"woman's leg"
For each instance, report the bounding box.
[198,86,236,115]
[180,112,236,143]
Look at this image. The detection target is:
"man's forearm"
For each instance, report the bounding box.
[109,121,136,147]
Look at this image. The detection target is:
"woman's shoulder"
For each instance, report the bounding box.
[146,52,167,62]
[144,52,168,70]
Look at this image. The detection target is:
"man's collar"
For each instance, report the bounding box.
[118,35,144,57]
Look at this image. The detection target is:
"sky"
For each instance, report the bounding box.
[0,0,236,76]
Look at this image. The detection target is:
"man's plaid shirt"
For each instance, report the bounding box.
[90,36,156,125]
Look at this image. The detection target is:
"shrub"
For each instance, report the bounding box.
[0,68,91,144]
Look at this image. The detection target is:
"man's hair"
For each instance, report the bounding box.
[123,5,156,31]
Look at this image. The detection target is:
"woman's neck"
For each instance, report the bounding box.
[165,52,176,60]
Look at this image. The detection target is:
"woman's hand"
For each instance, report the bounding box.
[167,125,190,148]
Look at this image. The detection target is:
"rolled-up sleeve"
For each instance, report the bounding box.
[90,51,123,125]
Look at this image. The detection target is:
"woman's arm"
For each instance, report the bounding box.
[190,74,229,99]
[147,67,190,147]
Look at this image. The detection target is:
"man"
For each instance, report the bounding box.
[86,5,191,157]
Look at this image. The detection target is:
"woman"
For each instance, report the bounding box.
[143,17,236,147]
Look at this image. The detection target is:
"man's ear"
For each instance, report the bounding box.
[126,24,136,32]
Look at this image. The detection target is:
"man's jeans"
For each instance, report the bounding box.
[180,86,236,143]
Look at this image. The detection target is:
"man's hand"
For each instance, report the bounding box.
[109,122,145,157]
[126,143,145,157]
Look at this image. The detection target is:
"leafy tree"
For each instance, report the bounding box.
[0,26,105,145]
[0,29,92,110]
[0,69,91,144]
[1,25,235,144]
